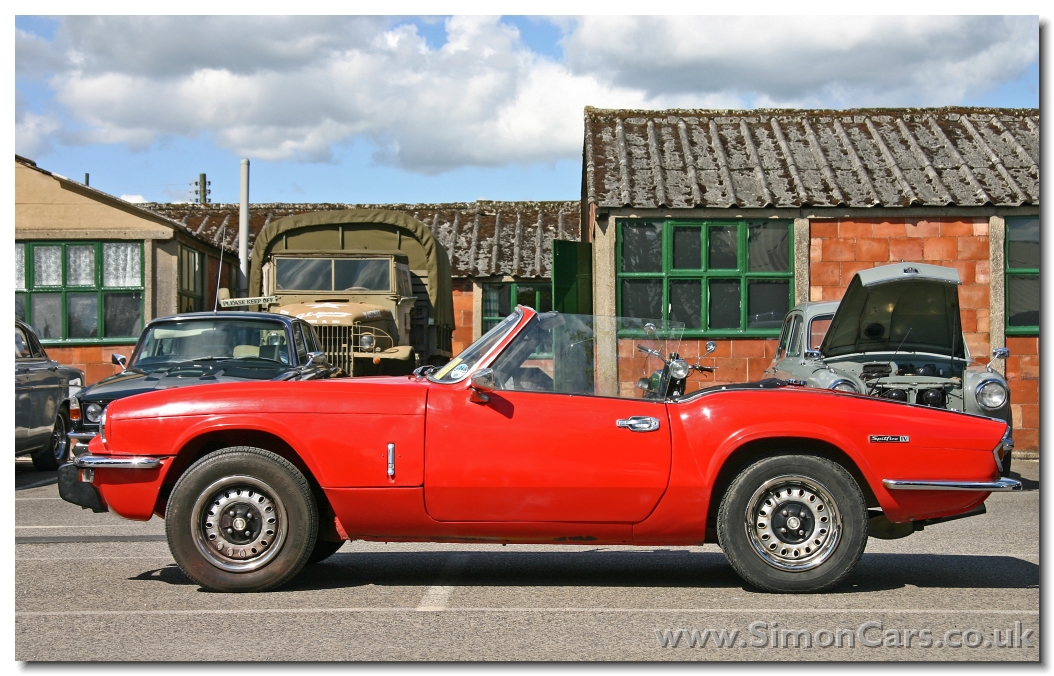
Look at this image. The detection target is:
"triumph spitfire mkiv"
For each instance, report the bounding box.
[59,306,1020,594]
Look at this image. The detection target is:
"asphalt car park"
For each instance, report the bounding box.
[15,457,1038,661]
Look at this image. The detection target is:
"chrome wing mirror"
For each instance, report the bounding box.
[469,368,495,403]
[305,351,327,368]
[111,353,128,372]
[704,340,717,355]
[986,347,1010,373]
[804,349,822,360]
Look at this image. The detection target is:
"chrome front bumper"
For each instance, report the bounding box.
[68,431,97,457]
[882,478,1022,492]
[73,455,162,469]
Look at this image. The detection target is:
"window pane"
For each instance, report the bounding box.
[708,279,741,329]
[670,280,702,329]
[748,222,790,272]
[275,258,331,291]
[620,222,662,272]
[15,243,25,290]
[516,285,538,309]
[1007,217,1039,269]
[103,243,141,287]
[67,293,99,338]
[747,280,789,329]
[810,317,833,350]
[67,245,96,286]
[1007,276,1039,327]
[103,292,143,337]
[334,259,390,291]
[34,246,62,286]
[483,284,511,318]
[673,228,701,269]
[708,227,738,269]
[31,294,63,339]
[786,315,804,357]
[621,279,663,319]
[15,294,26,323]
[536,285,553,313]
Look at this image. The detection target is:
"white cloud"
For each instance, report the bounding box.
[15,15,1039,173]
[120,194,147,203]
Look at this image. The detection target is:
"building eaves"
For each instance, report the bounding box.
[583,107,1039,210]
[144,200,583,279]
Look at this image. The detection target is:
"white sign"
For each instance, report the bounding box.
[219,296,276,307]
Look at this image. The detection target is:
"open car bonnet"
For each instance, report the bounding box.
[819,263,965,359]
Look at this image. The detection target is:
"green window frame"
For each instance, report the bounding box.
[178,245,206,314]
[15,240,145,344]
[616,219,794,338]
[482,282,553,333]
[1005,216,1039,335]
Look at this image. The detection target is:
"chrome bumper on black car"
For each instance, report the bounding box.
[68,431,97,456]
[882,478,1022,491]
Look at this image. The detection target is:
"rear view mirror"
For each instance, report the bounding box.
[705,341,717,355]
[991,347,1009,360]
[305,351,327,368]
[111,353,128,371]
[804,349,822,360]
[469,368,495,403]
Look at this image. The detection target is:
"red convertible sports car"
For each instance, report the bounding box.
[59,306,1020,594]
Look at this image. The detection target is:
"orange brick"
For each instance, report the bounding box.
[957,236,989,260]
[1020,355,1039,379]
[1009,378,1038,404]
[958,284,989,310]
[975,308,990,333]
[946,260,975,285]
[810,262,841,286]
[810,239,823,262]
[1020,403,1040,429]
[973,221,990,236]
[810,286,823,301]
[761,339,780,358]
[1011,403,1023,427]
[822,238,856,262]
[72,346,103,364]
[821,286,844,301]
[872,221,906,237]
[1006,336,1038,356]
[905,221,941,237]
[975,260,990,284]
[939,220,974,236]
[1012,428,1038,452]
[677,341,700,360]
[714,357,747,382]
[85,363,119,385]
[922,237,957,261]
[1003,355,1022,379]
[959,309,977,333]
[840,261,876,284]
[888,238,923,261]
[964,333,990,359]
[810,222,839,238]
[747,357,772,381]
[731,340,769,358]
[839,221,873,238]
[856,238,889,261]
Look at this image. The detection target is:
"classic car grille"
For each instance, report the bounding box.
[314,324,394,376]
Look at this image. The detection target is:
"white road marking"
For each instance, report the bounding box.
[416,553,473,611]
[15,497,66,501]
[17,556,174,561]
[16,525,154,529]
[16,607,1040,618]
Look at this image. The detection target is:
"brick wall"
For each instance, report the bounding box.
[450,282,474,357]
[1006,337,1039,454]
[45,344,136,386]
[618,338,778,397]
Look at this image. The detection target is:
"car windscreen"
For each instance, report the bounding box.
[820,278,964,358]
[429,308,523,383]
[132,319,293,368]
[275,257,391,293]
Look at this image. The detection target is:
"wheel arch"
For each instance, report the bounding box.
[704,436,879,542]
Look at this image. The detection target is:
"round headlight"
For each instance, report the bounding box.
[668,359,690,380]
[359,334,376,351]
[85,403,105,423]
[830,380,858,393]
[976,380,1008,410]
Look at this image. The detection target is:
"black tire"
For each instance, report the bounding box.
[308,539,345,565]
[717,454,867,593]
[32,409,70,471]
[165,447,318,592]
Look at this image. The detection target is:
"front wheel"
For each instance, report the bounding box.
[717,454,867,593]
[166,447,318,592]
[32,409,70,471]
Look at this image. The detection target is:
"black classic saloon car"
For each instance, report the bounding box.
[67,311,339,455]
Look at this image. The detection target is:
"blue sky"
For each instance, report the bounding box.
[15,15,1040,205]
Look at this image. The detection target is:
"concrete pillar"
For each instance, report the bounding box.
[472,279,483,341]
[593,213,618,396]
[988,215,1006,375]
[793,217,810,305]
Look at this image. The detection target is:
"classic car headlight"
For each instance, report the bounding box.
[359,334,376,351]
[668,359,690,380]
[85,403,105,424]
[976,380,1009,410]
[830,379,858,393]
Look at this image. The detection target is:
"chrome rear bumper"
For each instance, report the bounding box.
[882,478,1022,492]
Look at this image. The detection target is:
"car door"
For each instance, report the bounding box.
[15,324,60,451]
[14,325,34,452]
[424,385,672,523]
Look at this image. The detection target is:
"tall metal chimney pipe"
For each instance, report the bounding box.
[239,159,249,296]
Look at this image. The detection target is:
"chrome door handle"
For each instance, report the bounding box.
[616,416,660,432]
[387,443,395,478]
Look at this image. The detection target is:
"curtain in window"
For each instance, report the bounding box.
[103,243,141,287]
[67,245,96,286]
[15,243,25,290]
[34,246,62,286]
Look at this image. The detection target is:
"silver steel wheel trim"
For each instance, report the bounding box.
[50,414,69,462]
[190,475,289,573]
[744,474,843,572]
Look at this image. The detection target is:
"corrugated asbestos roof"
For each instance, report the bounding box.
[145,201,582,279]
[584,107,1039,210]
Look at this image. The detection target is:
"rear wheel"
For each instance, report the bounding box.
[166,447,318,592]
[32,409,69,471]
[717,454,867,593]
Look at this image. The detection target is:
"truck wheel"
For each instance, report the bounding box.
[308,539,345,565]
[717,454,867,593]
[165,447,318,592]
[32,409,70,471]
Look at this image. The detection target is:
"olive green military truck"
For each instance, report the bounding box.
[248,209,454,376]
